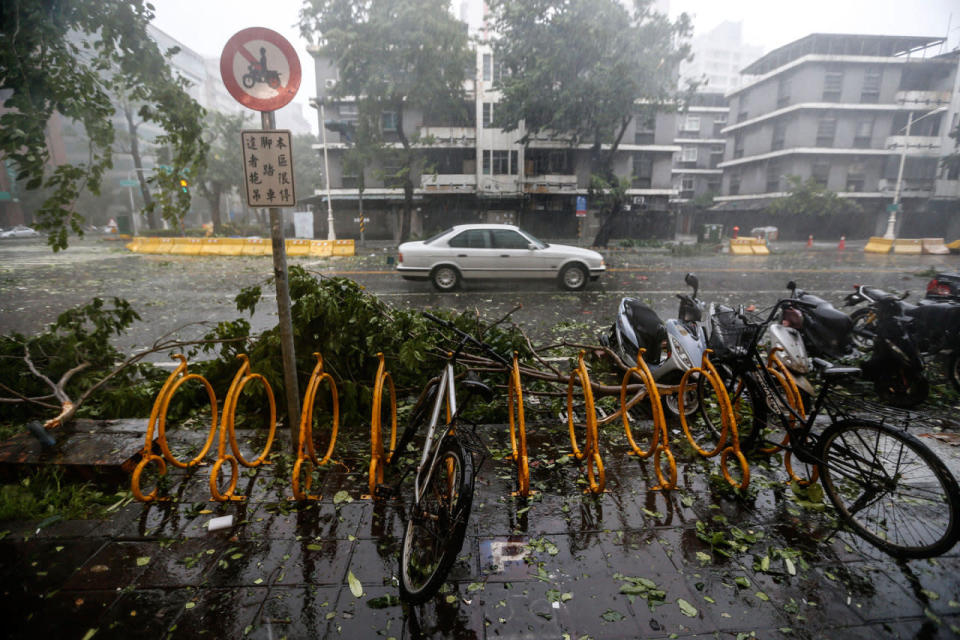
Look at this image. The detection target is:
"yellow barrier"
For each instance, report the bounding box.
[729,237,769,255]
[894,238,922,255]
[241,238,272,256]
[333,239,355,256]
[620,349,676,490]
[567,351,605,494]
[310,240,333,257]
[947,239,960,252]
[131,355,219,502]
[864,237,893,254]
[169,238,205,255]
[286,238,312,257]
[293,353,340,501]
[922,238,950,255]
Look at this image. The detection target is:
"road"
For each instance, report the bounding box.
[0,237,956,354]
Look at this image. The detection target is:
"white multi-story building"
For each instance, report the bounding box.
[681,21,764,96]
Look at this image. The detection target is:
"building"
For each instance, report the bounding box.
[306,42,680,242]
[681,21,764,96]
[714,33,960,237]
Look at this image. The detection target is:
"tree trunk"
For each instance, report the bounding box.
[208,184,223,234]
[124,105,157,230]
[394,102,415,243]
[589,117,632,247]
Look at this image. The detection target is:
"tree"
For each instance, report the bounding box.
[488,0,692,246]
[0,0,207,250]
[941,121,960,181]
[765,175,862,217]
[300,0,473,242]
[196,111,249,234]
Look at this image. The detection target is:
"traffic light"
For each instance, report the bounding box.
[179,178,189,193]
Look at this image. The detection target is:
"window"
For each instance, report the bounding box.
[861,68,881,103]
[777,76,792,108]
[728,167,741,195]
[766,159,782,192]
[846,164,865,192]
[381,111,398,132]
[706,178,721,193]
[854,118,874,148]
[772,120,787,151]
[683,116,700,132]
[491,230,529,249]
[492,150,509,174]
[634,113,655,145]
[482,102,493,127]
[713,114,727,137]
[633,153,652,188]
[733,132,744,159]
[482,54,492,82]
[812,161,830,187]
[823,71,843,101]
[816,116,837,147]
[482,150,490,175]
[510,150,518,175]
[449,229,490,248]
[681,176,695,192]
[681,146,698,162]
[339,103,358,121]
[736,92,749,123]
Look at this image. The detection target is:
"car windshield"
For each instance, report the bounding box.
[423,228,454,245]
[521,230,548,249]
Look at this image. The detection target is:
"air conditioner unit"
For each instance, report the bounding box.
[324,79,337,89]
[632,196,646,205]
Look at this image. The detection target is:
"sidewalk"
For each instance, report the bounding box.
[2,423,958,639]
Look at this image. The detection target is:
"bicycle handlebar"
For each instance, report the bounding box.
[422,311,511,367]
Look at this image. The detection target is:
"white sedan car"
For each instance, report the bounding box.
[397,224,605,291]
[0,225,41,238]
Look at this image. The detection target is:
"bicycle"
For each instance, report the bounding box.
[704,300,960,558]
[375,311,509,603]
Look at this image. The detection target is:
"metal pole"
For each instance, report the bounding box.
[318,101,336,240]
[884,111,912,240]
[127,170,137,235]
[262,110,301,450]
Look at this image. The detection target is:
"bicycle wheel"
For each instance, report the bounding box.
[818,419,960,558]
[725,372,766,452]
[399,436,474,603]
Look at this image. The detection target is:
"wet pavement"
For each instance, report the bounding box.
[2,421,960,640]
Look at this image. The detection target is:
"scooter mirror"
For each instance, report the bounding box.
[787,281,797,292]
[684,273,699,296]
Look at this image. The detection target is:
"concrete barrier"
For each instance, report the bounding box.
[729,237,769,255]
[241,238,271,256]
[864,237,893,254]
[169,238,205,255]
[922,238,950,255]
[893,238,922,255]
[333,239,355,256]
[285,239,312,257]
[124,236,356,257]
[310,240,333,257]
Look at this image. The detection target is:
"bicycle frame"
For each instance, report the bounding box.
[414,358,458,505]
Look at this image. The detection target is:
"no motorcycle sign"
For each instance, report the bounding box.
[220,27,301,112]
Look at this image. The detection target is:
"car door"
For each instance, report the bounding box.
[445,229,491,278]
[489,229,543,278]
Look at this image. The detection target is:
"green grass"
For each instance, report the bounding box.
[0,468,124,522]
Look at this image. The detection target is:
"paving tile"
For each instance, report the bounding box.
[166,586,269,639]
[62,540,156,591]
[247,585,339,639]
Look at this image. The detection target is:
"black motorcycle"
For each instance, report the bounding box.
[786,281,855,359]
[859,296,929,408]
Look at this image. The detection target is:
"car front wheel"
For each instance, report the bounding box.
[431,265,461,292]
[559,264,588,291]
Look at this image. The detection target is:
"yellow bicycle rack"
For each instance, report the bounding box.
[131,354,219,502]
[678,352,750,490]
[368,352,398,498]
[293,353,341,500]
[209,354,278,502]
[507,352,532,498]
[620,349,677,490]
[566,351,605,494]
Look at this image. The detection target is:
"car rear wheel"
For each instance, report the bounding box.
[431,265,461,292]
[560,264,588,291]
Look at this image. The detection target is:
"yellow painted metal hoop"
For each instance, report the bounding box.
[225,371,277,468]
[131,454,167,503]
[507,353,530,498]
[292,457,320,501]
[720,445,751,490]
[156,372,219,469]
[678,366,728,458]
[566,352,596,461]
[652,444,678,490]
[209,455,240,501]
[784,451,820,486]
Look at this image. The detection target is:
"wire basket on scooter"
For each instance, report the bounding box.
[709,309,765,361]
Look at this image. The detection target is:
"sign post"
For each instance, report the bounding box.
[221,27,303,449]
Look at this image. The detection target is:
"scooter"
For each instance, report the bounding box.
[601,273,707,417]
[786,281,855,359]
[859,295,929,407]
[762,304,815,400]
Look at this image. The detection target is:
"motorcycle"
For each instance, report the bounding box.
[786,281,855,359]
[844,283,960,391]
[602,273,707,417]
[859,295,929,407]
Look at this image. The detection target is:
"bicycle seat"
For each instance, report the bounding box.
[463,376,494,402]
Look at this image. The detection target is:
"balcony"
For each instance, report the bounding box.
[885,136,942,157]
[895,91,952,108]
[420,173,477,192]
[523,174,578,193]
[417,126,476,146]
[878,178,935,196]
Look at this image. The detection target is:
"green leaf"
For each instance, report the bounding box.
[347,570,363,598]
[735,576,750,589]
[601,609,625,622]
[756,591,770,601]
[695,551,712,565]
[760,556,770,572]
[307,543,323,551]
[334,491,353,505]
[677,598,698,617]
[136,556,151,567]
[785,558,796,576]
[81,630,97,640]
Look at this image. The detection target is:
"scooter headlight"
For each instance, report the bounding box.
[668,334,694,369]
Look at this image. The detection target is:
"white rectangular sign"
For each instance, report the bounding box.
[241,129,296,207]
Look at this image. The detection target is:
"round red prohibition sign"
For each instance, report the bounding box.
[220,27,302,112]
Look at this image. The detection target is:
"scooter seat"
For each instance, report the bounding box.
[813,303,853,334]
[821,365,860,379]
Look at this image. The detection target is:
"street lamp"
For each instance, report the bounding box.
[883,105,948,240]
[309,98,336,240]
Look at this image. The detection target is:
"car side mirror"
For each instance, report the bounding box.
[527,243,538,250]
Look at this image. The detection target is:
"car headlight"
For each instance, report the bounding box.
[668,334,693,369]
